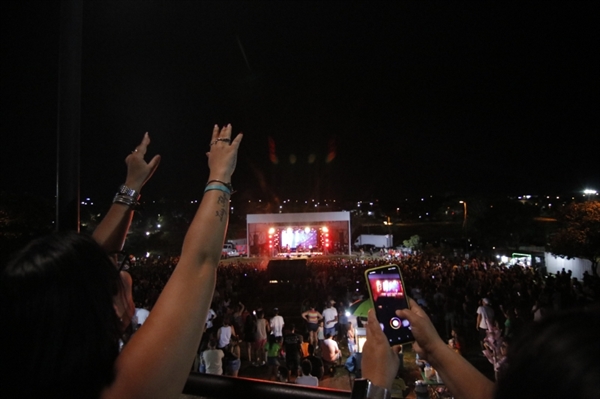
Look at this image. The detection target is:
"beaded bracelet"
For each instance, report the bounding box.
[204,184,231,195]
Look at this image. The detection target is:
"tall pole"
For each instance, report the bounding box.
[55,0,83,232]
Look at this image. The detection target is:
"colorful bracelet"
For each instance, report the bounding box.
[206,179,233,193]
[204,184,231,195]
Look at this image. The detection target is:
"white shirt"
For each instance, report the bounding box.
[477,305,495,329]
[322,307,338,328]
[296,374,319,387]
[135,308,150,326]
[218,325,233,348]
[202,349,224,375]
[270,315,285,337]
[205,308,217,329]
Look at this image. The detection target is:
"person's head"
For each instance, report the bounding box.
[0,232,128,397]
[325,332,333,340]
[300,359,313,376]
[496,307,600,399]
[208,339,217,349]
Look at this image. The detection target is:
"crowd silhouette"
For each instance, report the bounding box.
[127,251,600,385]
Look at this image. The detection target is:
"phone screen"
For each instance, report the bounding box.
[365,264,414,345]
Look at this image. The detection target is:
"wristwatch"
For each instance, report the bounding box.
[117,184,140,199]
[350,378,391,399]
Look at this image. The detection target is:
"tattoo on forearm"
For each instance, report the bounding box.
[215,193,229,222]
[216,208,226,221]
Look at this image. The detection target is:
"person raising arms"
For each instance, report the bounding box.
[1,125,242,398]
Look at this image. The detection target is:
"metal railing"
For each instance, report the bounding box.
[183,373,350,399]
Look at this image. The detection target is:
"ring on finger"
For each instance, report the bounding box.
[216,138,231,143]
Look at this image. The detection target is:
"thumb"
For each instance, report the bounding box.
[147,154,161,172]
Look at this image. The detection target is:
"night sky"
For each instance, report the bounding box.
[1,1,598,206]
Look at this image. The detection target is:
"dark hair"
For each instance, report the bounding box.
[300,359,313,376]
[0,232,122,398]
[495,307,600,399]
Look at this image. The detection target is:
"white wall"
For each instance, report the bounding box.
[545,253,593,280]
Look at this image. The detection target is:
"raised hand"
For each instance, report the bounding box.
[361,308,401,390]
[206,124,243,182]
[125,132,161,192]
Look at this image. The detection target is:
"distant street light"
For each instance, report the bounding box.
[459,201,467,229]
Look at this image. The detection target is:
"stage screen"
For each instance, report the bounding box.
[281,228,317,249]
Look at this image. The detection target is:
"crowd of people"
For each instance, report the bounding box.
[123,248,600,391]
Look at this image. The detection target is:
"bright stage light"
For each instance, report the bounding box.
[268,227,275,234]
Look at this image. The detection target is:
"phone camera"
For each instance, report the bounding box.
[390,317,401,329]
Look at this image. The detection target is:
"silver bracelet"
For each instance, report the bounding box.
[113,194,140,208]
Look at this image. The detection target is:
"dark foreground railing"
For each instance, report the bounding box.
[183,373,350,399]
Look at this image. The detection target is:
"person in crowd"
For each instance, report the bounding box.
[202,339,225,376]
[295,359,319,387]
[499,304,518,339]
[316,319,325,350]
[253,310,269,366]
[270,307,285,338]
[201,303,218,350]
[476,298,495,347]
[232,301,245,337]
[347,320,357,354]
[320,332,342,373]
[301,304,323,348]
[300,332,310,358]
[205,304,217,334]
[0,126,242,398]
[265,335,282,381]
[447,328,465,356]
[362,300,600,399]
[243,312,257,364]
[322,300,338,338]
[282,324,303,381]
[217,315,237,350]
[337,302,350,344]
[223,336,241,377]
[301,344,324,380]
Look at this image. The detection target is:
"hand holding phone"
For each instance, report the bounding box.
[365,264,414,346]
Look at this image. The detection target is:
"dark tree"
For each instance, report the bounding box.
[549,201,600,277]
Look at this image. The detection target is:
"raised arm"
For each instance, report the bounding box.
[103,125,242,399]
[92,132,161,258]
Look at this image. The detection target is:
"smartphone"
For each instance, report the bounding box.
[364,264,414,345]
